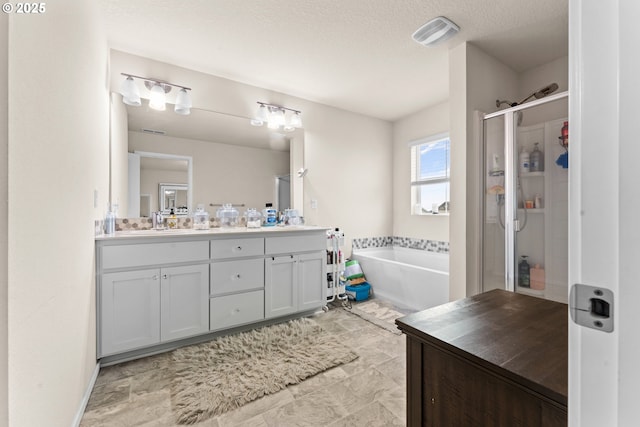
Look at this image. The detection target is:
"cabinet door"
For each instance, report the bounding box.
[100,269,161,356]
[297,251,325,311]
[160,264,209,342]
[265,255,297,318]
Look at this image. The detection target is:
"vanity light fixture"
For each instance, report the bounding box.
[250,102,303,132]
[119,73,192,115]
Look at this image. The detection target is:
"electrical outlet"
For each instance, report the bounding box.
[311,199,318,209]
[94,190,99,208]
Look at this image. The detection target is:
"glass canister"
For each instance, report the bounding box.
[244,208,262,228]
[284,208,301,225]
[216,203,239,228]
[193,204,210,230]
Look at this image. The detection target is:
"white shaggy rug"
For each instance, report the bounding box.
[170,318,358,424]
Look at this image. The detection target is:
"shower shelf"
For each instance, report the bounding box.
[518,208,545,214]
[520,171,545,178]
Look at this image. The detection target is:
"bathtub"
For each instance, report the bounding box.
[351,247,449,312]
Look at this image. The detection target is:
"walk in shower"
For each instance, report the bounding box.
[480,90,569,303]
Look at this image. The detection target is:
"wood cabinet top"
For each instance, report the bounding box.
[396,289,568,406]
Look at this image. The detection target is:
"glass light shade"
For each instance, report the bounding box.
[120,76,141,106]
[268,107,285,129]
[149,84,166,111]
[174,88,192,115]
[290,111,302,128]
[251,104,268,126]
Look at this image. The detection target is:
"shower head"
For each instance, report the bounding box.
[518,82,559,104]
[496,99,518,108]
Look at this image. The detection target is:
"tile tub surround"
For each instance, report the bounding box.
[113,216,248,232]
[352,236,449,253]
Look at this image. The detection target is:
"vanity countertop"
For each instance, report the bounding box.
[95,225,330,241]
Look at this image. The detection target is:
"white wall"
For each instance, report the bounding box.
[392,102,449,242]
[110,51,393,256]
[449,42,520,300]
[7,2,109,426]
[129,131,290,215]
[0,13,8,427]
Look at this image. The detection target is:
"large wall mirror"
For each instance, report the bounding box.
[111,97,304,218]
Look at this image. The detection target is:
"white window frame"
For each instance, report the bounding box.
[409,132,450,215]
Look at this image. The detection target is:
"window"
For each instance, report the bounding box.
[410,133,450,215]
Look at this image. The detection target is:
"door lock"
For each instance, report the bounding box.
[569,284,614,332]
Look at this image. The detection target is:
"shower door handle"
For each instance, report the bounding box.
[514,219,522,232]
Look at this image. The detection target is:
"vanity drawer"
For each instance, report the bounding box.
[101,241,209,270]
[210,237,264,259]
[210,258,264,295]
[265,234,325,255]
[209,290,264,331]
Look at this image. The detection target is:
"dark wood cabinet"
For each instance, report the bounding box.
[397,290,567,427]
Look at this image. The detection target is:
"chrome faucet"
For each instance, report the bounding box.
[152,211,164,229]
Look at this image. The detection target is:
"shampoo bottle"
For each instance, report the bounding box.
[530,142,544,172]
[518,255,530,288]
[104,203,116,235]
[519,147,530,174]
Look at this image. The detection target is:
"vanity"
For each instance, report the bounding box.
[95,226,327,364]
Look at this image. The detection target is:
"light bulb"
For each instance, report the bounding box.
[149,84,166,111]
[251,104,268,126]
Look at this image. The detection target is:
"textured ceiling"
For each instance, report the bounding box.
[98,0,567,121]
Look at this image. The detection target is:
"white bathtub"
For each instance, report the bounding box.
[351,247,449,312]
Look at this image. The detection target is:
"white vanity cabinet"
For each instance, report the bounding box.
[100,264,209,356]
[96,227,328,362]
[264,235,326,319]
[97,240,209,357]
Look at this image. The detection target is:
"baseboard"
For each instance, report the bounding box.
[71,362,100,427]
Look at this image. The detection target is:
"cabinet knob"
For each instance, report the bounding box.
[235,246,242,251]
[431,398,435,405]
[162,274,168,279]
[152,275,159,280]
[233,308,240,314]
[235,274,241,279]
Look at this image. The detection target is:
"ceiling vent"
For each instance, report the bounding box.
[141,128,166,135]
[412,16,460,47]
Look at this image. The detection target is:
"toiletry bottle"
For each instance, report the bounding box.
[519,147,530,174]
[262,203,277,227]
[518,255,530,288]
[104,204,116,235]
[530,142,544,172]
[168,208,178,229]
[561,121,569,147]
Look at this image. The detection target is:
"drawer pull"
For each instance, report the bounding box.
[162,274,168,279]
[235,246,242,251]
[235,274,241,279]
[152,275,159,281]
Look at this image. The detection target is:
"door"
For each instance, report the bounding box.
[100,269,161,356]
[160,264,209,342]
[297,252,325,311]
[569,1,640,425]
[264,255,297,318]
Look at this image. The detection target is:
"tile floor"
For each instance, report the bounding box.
[80,299,409,426]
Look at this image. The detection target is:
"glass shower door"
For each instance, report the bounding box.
[481,114,507,292]
[481,96,569,303]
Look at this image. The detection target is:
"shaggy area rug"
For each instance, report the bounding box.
[170,318,358,424]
